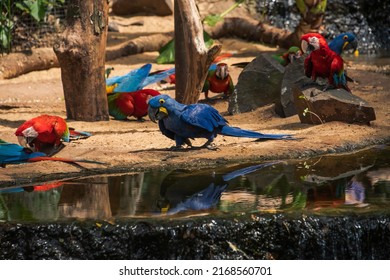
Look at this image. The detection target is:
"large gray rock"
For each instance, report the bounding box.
[111,0,174,16]
[228,53,285,115]
[293,85,376,125]
[279,58,313,117]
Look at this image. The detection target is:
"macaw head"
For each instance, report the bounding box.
[148,94,179,122]
[287,46,302,63]
[300,33,328,54]
[215,63,229,80]
[329,32,358,56]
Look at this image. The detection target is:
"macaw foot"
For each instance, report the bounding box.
[201,140,219,151]
[169,145,185,150]
[137,117,145,122]
[302,81,318,88]
[323,84,337,92]
[169,139,193,151]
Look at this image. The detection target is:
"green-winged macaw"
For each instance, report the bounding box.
[202,63,234,99]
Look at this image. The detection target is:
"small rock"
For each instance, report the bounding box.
[293,85,376,125]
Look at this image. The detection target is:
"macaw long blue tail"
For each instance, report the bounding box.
[222,162,279,181]
[220,126,293,140]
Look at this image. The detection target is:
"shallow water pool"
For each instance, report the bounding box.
[1,145,389,222]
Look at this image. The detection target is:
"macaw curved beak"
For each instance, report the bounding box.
[343,38,358,53]
[148,106,168,123]
[301,40,308,54]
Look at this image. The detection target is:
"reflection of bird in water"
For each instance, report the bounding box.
[345,175,367,206]
[157,162,277,215]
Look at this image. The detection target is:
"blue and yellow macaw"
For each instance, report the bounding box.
[106,63,175,94]
[147,95,293,150]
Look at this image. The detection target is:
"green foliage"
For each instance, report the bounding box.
[15,0,65,22]
[296,0,327,16]
[156,31,214,64]
[203,0,245,27]
[0,0,12,53]
[1,0,65,53]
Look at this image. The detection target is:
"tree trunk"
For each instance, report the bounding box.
[53,0,109,121]
[174,0,222,104]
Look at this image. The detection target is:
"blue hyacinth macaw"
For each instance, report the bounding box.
[0,139,104,167]
[147,95,293,150]
[328,32,358,56]
[161,162,278,215]
[1,139,46,167]
[106,63,175,94]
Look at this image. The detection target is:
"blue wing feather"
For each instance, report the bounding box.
[141,68,175,88]
[106,64,152,93]
[180,104,227,132]
[0,142,46,164]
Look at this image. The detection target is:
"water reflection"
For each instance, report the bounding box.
[0,145,389,222]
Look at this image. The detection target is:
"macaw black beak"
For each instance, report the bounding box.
[350,38,358,52]
[148,106,168,123]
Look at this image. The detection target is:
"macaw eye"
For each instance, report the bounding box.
[343,35,348,40]
[159,99,165,104]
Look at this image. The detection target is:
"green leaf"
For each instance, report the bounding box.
[29,0,46,22]
[156,39,175,64]
[156,32,214,64]
[203,0,244,27]
[203,14,223,27]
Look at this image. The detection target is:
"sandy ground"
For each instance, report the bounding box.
[0,11,389,187]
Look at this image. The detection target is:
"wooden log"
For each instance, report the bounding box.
[0,48,59,79]
[105,32,173,61]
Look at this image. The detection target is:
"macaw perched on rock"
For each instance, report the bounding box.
[301,33,351,92]
[0,139,103,168]
[328,32,358,56]
[15,115,70,153]
[108,89,161,121]
[106,63,175,94]
[148,94,293,150]
[202,63,234,99]
[272,46,302,66]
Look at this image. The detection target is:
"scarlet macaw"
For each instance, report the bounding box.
[15,115,70,153]
[108,89,161,121]
[300,33,351,92]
